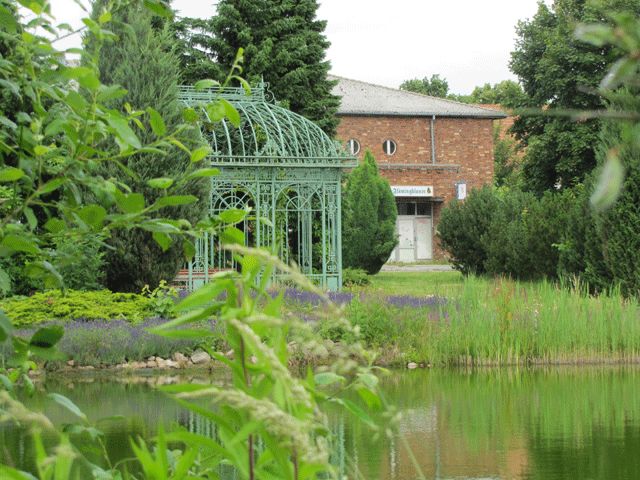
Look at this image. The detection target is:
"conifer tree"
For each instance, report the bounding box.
[176,0,340,135]
[88,0,208,292]
[342,151,397,274]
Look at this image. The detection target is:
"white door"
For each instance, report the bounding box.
[416,217,432,260]
[398,218,415,262]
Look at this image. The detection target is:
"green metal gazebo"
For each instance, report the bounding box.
[178,85,356,291]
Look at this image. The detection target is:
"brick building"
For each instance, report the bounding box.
[331,76,505,261]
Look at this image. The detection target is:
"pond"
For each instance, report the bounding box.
[2,366,640,479]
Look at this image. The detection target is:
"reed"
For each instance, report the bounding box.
[336,274,640,367]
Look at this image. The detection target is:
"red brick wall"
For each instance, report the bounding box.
[336,115,495,259]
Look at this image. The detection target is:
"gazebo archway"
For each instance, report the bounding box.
[178,85,356,290]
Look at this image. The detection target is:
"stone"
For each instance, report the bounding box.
[66,360,75,367]
[156,358,167,368]
[225,349,234,360]
[407,362,418,370]
[146,360,157,368]
[173,352,188,363]
[191,351,211,365]
[165,359,179,369]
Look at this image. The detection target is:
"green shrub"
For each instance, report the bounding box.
[440,186,576,280]
[342,268,370,287]
[482,189,570,279]
[438,185,500,275]
[0,290,153,326]
[53,234,106,291]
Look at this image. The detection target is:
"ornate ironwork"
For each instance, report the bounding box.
[178,86,356,291]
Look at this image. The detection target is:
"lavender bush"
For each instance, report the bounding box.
[2,318,220,367]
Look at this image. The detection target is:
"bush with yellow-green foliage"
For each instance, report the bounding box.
[0,290,154,327]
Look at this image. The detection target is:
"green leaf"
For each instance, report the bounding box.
[314,372,345,386]
[2,235,39,254]
[190,146,211,163]
[183,239,196,260]
[107,115,142,149]
[188,168,219,179]
[30,325,64,349]
[65,91,88,112]
[152,231,172,252]
[24,261,63,289]
[194,79,219,91]
[147,107,166,137]
[220,226,244,245]
[182,107,199,123]
[0,464,35,480]
[205,101,226,123]
[78,204,107,229]
[143,0,174,18]
[357,372,379,389]
[155,195,198,208]
[591,150,625,212]
[37,178,65,195]
[0,311,12,342]
[24,207,37,230]
[601,57,637,90]
[97,85,128,103]
[219,208,248,224]
[574,23,613,47]
[147,177,173,189]
[115,192,145,214]
[220,98,241,127]
[48,393,88,422]
[0,167,24,182]
[33,145,49,156]
[98,10,111,24]
[44,218,66,234]
[175,274,234,311]
[0,6,19,33]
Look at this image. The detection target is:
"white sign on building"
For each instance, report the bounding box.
[391,185,434,197]
[456,182,467,200]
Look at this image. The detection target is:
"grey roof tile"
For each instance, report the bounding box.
[330,75,506,119]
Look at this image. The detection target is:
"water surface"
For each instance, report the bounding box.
[2,367,640,479]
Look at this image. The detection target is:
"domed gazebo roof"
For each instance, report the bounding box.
[178,85,354,168]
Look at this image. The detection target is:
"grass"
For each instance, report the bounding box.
[333,272,640,367]
[351,271,464,297]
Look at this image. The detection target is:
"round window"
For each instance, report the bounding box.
[383,139,397,156]
[347,139,360,155]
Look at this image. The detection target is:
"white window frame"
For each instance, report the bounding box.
[347,139,361,155]
[383,139,397,156]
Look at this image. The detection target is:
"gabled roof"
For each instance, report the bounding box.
[330,75,506,119]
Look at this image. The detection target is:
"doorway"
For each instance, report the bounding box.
[389,201,433,263]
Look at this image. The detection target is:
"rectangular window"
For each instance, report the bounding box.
[417,203,430,216]
[397,202,417,215]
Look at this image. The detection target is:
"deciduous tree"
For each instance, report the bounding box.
[509,0,640,194]
[399,74,450,98]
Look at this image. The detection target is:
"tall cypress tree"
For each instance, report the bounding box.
[176,0,340,135]
[88,1,208,292]
[342,151,397,274]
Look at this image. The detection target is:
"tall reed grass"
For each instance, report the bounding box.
[335,276,640,366]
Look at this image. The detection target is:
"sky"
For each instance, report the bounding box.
[45,0,548,95]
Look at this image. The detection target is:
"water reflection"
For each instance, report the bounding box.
[2,367,640,479]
